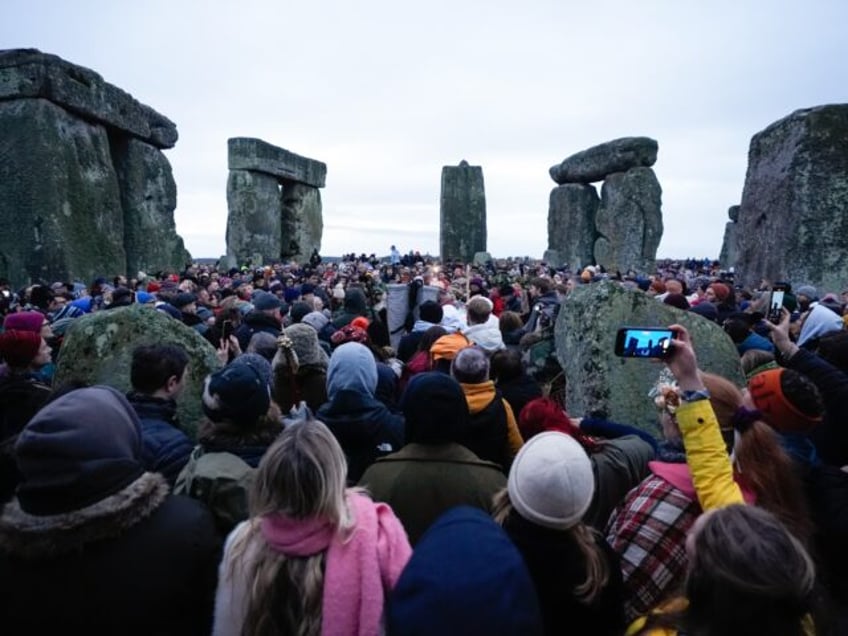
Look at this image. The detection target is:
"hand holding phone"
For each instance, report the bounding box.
[614,326,676,359]
[221,320,234,343]
[767,284,788,324]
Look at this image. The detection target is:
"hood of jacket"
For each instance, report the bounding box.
[326,342,378,399]
[460,380,497,414]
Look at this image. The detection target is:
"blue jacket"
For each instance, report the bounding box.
[127,393,193,486]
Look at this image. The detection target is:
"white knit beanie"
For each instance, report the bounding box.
[507,431,595,530]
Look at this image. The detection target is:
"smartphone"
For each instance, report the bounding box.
[768,284,787,324]
[614,327,676,358]
[221,320,234,343]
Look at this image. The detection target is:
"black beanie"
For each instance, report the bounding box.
[202,354,271,428]
[401,372,469,444]
[15,386,145,515]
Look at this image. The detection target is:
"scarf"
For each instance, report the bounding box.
[260,492,411,636]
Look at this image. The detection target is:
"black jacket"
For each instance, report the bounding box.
[127,392,193,486]
[235,311,281,350]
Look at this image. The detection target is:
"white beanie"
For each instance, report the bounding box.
[507,431,595,530]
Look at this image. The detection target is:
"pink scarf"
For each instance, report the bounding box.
[261,492,411,636]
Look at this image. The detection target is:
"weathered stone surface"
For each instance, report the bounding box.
[550,137,658,185]
[0,48,177,149]
[548,184,599,271]
[556,280,744,434]
[727,204,740,223]
[734,105,848,292]
[440,160,486,262]
[542,249,562,267]
[113,138,190,276]
[226,169,282,264]
[55,305,221,438]
[593,168,662,274]
[0,98,126,285]
[228,138,326,188]
[473,251,493,266]
[719,221,739,268]
[281,182,323,262]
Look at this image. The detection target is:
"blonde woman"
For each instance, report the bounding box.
[213,420,411,636]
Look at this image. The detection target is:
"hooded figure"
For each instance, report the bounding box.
[316,342,404,483]
[797,303,843,349]
[386,507,543,636]
[272,323,330,413]
[332,287,370,329]
[0,386,221,635]
[359,372,506,544]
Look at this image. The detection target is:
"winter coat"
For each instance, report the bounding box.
[332,287,371,329]
[234,311,281,350]
[504,511,626,635]
[0,473,221,635]
[127,392,193,486]
[459,381,523,472]
[360,442,506,545]
[317,343,404,483]
[497,373,543,422]
[0,372,51,503]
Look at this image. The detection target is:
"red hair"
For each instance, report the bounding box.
[519,397,600,453]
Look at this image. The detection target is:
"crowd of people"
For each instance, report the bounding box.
[1,249,847,635]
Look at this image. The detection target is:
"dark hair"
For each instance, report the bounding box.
[817,330,848,374]
[130,344,189,393]
[722,317,750,344]
[490,348,523,383]
[530,277,552,294]
[499,311,523,335]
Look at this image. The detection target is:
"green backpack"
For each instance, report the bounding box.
[174,445,255,534]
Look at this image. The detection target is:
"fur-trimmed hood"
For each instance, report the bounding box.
[0,472,169,559]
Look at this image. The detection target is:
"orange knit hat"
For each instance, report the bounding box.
[747,368,822,434]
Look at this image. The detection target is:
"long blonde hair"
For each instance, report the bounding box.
[227,420,353,636]
[491,489,609,604]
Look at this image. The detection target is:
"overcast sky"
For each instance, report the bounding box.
[4,1,847,260]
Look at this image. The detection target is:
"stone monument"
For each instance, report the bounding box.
[440,160,486,262]
[733,105,848,291]
[226,137,326,265]
[0,49,190,285]
[548,137,662,273]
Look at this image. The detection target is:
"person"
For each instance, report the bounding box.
[451,346,523,472]
[0,386,221,635]
[234,291,284,350]
[271,323,329,414]
[606,363,811,622]
[316,342,404,483]
[493,431,625,635]
[386,507,543,636]
[462,295,505,354]
[390,244,401,266]
[212,420,412,636]
[126,344,193,486]
[359,372,506,544]
[0,329,52,502]
[628,324,818,636]
[398,325,446,392]
[396,300,443,363]
[176,354,281,534]
[490,348,543,419]
[521,397,654,531]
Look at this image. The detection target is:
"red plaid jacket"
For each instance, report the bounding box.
[605,473,700,623]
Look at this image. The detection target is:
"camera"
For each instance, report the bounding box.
[614,327,676,359]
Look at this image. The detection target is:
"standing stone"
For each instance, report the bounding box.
[593,167,662,274]
[719,206,741,268]
[556,280,743,434]
[735,105,848,291]
[542,250,563,267]
[0,98,126,284]
[226,169,282,264]
[280,182,323,261]
[55,304,220,438]
[440,160,486,262]
[548,183,599,271]
[113,138,189,276]
[549,137,658,185]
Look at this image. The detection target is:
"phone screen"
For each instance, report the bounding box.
[615,327,675,358]
[221,320,234,342]
[768,286,787,323]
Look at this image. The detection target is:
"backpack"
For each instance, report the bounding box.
[174,445,255,534]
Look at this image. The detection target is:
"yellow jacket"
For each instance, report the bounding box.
[675,399,743,511]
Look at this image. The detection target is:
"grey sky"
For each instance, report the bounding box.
[4,1,847,260]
